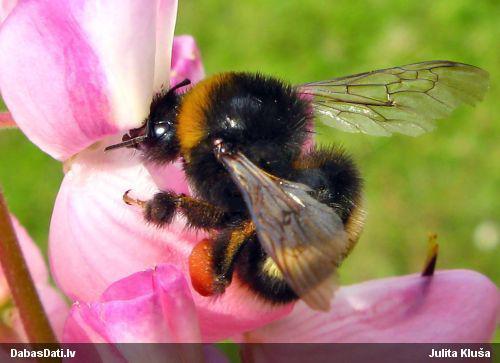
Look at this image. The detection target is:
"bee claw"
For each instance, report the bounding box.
[123,190,146,208]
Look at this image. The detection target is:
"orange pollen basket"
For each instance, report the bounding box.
[188,238,217,296]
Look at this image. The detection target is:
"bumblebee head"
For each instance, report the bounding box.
[104,79,191,164]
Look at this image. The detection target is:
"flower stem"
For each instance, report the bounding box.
[0,189,58,343]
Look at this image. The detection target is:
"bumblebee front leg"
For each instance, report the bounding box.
[123,190,229,229]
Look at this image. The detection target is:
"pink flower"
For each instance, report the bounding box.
[245,270,498,343]
[241,270,499,361]
[1,0,177,159]
[63,265,498,355]
[0,0,497,346]
[64,264,227,362]
[0,216,68,342]
[0,0,16,23]
[0,0,290,342]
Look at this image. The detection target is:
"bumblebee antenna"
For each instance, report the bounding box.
[104,135,147,151]
[169,78,191,93]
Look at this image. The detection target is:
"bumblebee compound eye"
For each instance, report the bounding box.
[153,123,167,138]
[149,120,174,140]
[141,119,180,163]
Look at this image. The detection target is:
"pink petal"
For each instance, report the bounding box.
[0,215,48,303]
[170,35,205,87]
[0,0,16,24]
[246,270,499,344]
[63,265,225,361]
[50,145,292,341]
[101,264,202,343]
[0,0,177,160]
[64,265,200,343]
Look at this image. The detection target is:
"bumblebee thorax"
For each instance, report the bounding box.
[177,73,234,158]
[177,72,311,211]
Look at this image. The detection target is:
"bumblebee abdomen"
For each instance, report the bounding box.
[292,146,365,251]
[236,235,299,304]
[235,146,364,304]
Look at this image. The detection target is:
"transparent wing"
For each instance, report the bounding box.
[221,152,350,311]
[298,60,489,136]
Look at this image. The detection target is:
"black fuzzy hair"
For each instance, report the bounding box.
[184,72,312,212]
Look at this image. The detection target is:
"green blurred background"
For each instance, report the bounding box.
[0,0,498,345]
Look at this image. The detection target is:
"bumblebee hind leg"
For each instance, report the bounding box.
[190,224,299,305]
[189,221,255,296]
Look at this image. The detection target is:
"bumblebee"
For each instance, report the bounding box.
[106,61,488,311]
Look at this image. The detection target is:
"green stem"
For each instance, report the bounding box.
[0,189,58,343]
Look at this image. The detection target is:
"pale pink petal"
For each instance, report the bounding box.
[0,0,177,160]
[146,35,205,190]
[49,144,194,303]
[170,35,205,87]
[0,111,15,128]
[0,215,48,303]
[153,0,178,92]
[145,159,191,194]
[247,270,499,344]
[195,280,293,342]
[0,0,16,24]
[50,144,292,341]
[10,284,69,342]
